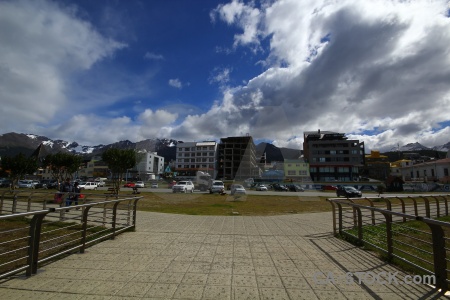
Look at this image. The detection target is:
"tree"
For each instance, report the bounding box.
[42,152,82,184]
[102,148,139,193]
[1,153,39,190]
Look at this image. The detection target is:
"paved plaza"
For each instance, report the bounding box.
[0,211,447,299]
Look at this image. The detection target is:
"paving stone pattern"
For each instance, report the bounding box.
[0,211,447,299]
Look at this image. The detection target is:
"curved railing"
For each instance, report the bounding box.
[0,195,142,279]
[328,195,450,292]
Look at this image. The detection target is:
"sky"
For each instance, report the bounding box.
[1,0,450,152]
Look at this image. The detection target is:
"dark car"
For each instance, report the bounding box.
[272,183,289,191]
[0,179,12,188]
[286,184,304,192]
[336,186,362,198]
[40,179,58,189]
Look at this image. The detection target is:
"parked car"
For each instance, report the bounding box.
[230,184,246,195]
[151,182,158,188]
[18,180,34,188]
[83,182,98,190]
[323,185,338,191]
[40,179,58,189]
[272,183,289,191]
[336,186,362,198]
[0,179,12,188]
[209,180,225,194]
[255,184,268,191]
[172,181,195,193]
[124,182,136,188]
[135,181,145,188]
[32,180,45,189]
[286,184,305,192]
[96,181,106,187]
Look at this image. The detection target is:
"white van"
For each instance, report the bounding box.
[83,182,98,190]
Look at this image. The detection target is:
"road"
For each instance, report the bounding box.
[100,187,446,198]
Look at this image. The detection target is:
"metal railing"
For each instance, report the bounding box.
[0,190,119,215]
[0,196,142,279]
[328,195,450,292]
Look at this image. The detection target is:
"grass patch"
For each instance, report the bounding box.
[135,193,331,216]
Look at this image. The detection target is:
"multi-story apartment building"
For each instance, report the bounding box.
[217,136,258,180]
[175,141,217,177]
[135,152,165,181]
[303,130,365,182]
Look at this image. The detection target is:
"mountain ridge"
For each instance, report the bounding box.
[0,132,448,163]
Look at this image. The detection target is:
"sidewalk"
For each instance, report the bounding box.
[0,211,446,299]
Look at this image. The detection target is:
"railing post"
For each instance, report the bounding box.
[408,196,419,216]
[27,192,36,212]
[336,202,343,235]
[396,197,406,223]
[383,212,393,260]
[424,221,448,291]
[356,207,363,244]
[103,202,107,226]
[364,198,376,225]
[431,196,441,218]
[111,202,120,239]
[132,198,140,228]
[420,196,431,218]
[327,199,337,235]
[12,193,18,214]
[381,197,392,211]
[26,213,47,276]
[127,200,132,226]
[79,206,92,253]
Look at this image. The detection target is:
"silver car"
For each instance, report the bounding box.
[172,181,195,193]
[231,184,246,195]
[209,181,225,194]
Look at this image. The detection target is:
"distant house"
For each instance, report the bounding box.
[399,158,450,183]
[284,159,311,182]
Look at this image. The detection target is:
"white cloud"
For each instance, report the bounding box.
[211,0,262,48]
[168,78,183,89]
[0,0,126,133]
[209,67,232,85]
[189,0,450,150]
[144,52,164,60]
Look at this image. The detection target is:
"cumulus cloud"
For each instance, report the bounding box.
[168,78,184,89]
[0,0,126,134]
[190,0,450,151]
[211,0,262,48]
[47,108,178,145]
[209,67,232,85]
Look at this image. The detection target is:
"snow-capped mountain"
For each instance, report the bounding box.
[0,132,179,161]
[432,142,450,152]
[397,142,431,152]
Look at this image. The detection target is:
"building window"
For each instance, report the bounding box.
[444,168,449,176]
[287,170,296,175]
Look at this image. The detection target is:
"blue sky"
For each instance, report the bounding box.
[1,0,450,152]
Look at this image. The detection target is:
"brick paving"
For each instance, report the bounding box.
[0,211,447,299]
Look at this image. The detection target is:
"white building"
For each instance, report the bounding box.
[175,141,218,177]
[399,158,450,183]
[135,152,165,181]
